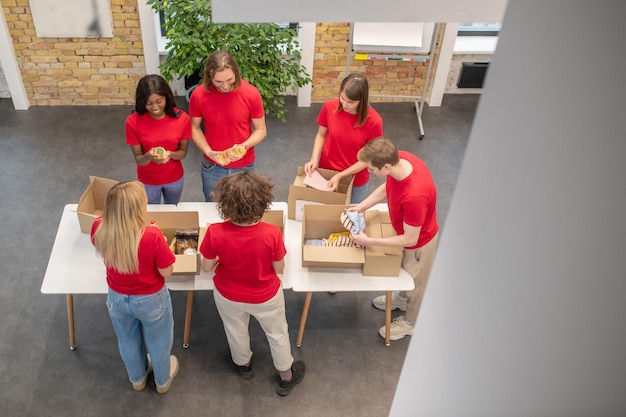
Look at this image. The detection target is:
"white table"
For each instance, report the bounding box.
[41,204,178,350]
[42,202,414,349]
[173,202,291,347]
[286,203,415,347]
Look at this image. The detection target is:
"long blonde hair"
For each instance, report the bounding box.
[93,181,147,274]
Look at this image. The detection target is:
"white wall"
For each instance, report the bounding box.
[391,1,626,415]
[212,0,507,23]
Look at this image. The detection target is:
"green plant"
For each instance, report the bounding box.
[147,0,311,121]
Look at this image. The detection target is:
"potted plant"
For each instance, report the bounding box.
[147,0,311,121]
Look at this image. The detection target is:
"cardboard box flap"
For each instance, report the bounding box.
[381,223,403,256]
[362,209,402,276]
[77,176,120,233]
[302,204,352,239]
[146,211,198,229]
[379,211,392,223]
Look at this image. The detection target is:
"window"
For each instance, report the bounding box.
[458,23,501,37]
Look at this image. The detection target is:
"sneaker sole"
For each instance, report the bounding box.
[372,303,407,312]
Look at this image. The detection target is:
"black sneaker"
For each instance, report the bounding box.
[276,360,305,396]
[234,361,255,380]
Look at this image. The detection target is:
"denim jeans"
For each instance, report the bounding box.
[143,177,184,205]
[350,184,369,204]
[201,159,256,202]
[106,285,174,387]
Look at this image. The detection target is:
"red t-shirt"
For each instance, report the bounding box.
[386,151,439,249]
[125,109,191,185]
[199,221,286,303]
[317,98,383,187]
[188,81,264,168]
[91,218,176,295]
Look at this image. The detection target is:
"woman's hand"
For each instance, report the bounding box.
[150,147,170,164]
[304,161,318,176]
[327,174,342,192]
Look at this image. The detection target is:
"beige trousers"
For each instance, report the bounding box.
[401,232,439,324]
[213,287,294,372]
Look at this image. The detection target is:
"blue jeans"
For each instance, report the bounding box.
[143,177,184,205]
[350,184,369,204]
[106,285,174,387]
[201,159,256,202]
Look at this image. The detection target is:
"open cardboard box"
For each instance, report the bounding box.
[77,176,119,233]
[363,210,403,276]
[261,209,285,236]
[301,204,364,269]
[287,167,354,220]
[147,211,202,275]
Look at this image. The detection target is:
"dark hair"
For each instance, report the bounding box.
[212,171,274,225]
[336,73,370,127]
[134,74,180,118]
[203,50,242,92]
[357,137,400,169]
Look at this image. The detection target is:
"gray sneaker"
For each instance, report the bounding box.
[379,316,414,340]
[276,360,305,396]
[372,291,407,311]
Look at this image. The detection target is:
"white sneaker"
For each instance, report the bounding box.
[156,355,179,394]
[372,291,407,311]
[379,316,414,340]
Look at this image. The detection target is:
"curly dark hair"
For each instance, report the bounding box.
[212,171,275,225]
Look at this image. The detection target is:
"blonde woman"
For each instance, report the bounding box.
[91,181,179,393]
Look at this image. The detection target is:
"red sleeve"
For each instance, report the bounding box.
[125,113,140,146]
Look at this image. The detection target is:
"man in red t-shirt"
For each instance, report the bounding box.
[350,138,439,340]
[188,50,267,201]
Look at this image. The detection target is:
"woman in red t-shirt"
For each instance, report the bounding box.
[126,74,191,204]
[304,73,383,203]
[91,181,179,393]
[200,171,305,396]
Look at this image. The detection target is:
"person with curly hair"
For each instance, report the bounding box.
[199,171,305,396]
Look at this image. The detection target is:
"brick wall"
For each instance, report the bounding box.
[312,22,442,103]
[2,2,442,106]
[1,0,144,105]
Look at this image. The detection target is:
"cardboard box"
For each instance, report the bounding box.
[261,209,285,236]
[147,211,202,275]
[77,176,119,233]
[363,211,403,276]
[287,167,354,220]
[301,204,364,269]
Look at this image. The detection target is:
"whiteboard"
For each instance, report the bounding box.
[352,22,435,54]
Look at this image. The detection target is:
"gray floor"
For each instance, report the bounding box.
[0,94,478,417]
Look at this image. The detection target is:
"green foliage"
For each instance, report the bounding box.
[147,0,311,121]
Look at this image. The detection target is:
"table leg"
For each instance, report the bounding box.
[385,290,391,346]
[296,292,313,348]
[183,291,193,348]
[66,294,77,350]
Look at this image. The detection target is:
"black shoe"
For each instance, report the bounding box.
[276,360,305,396]
[234,361,255,380]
